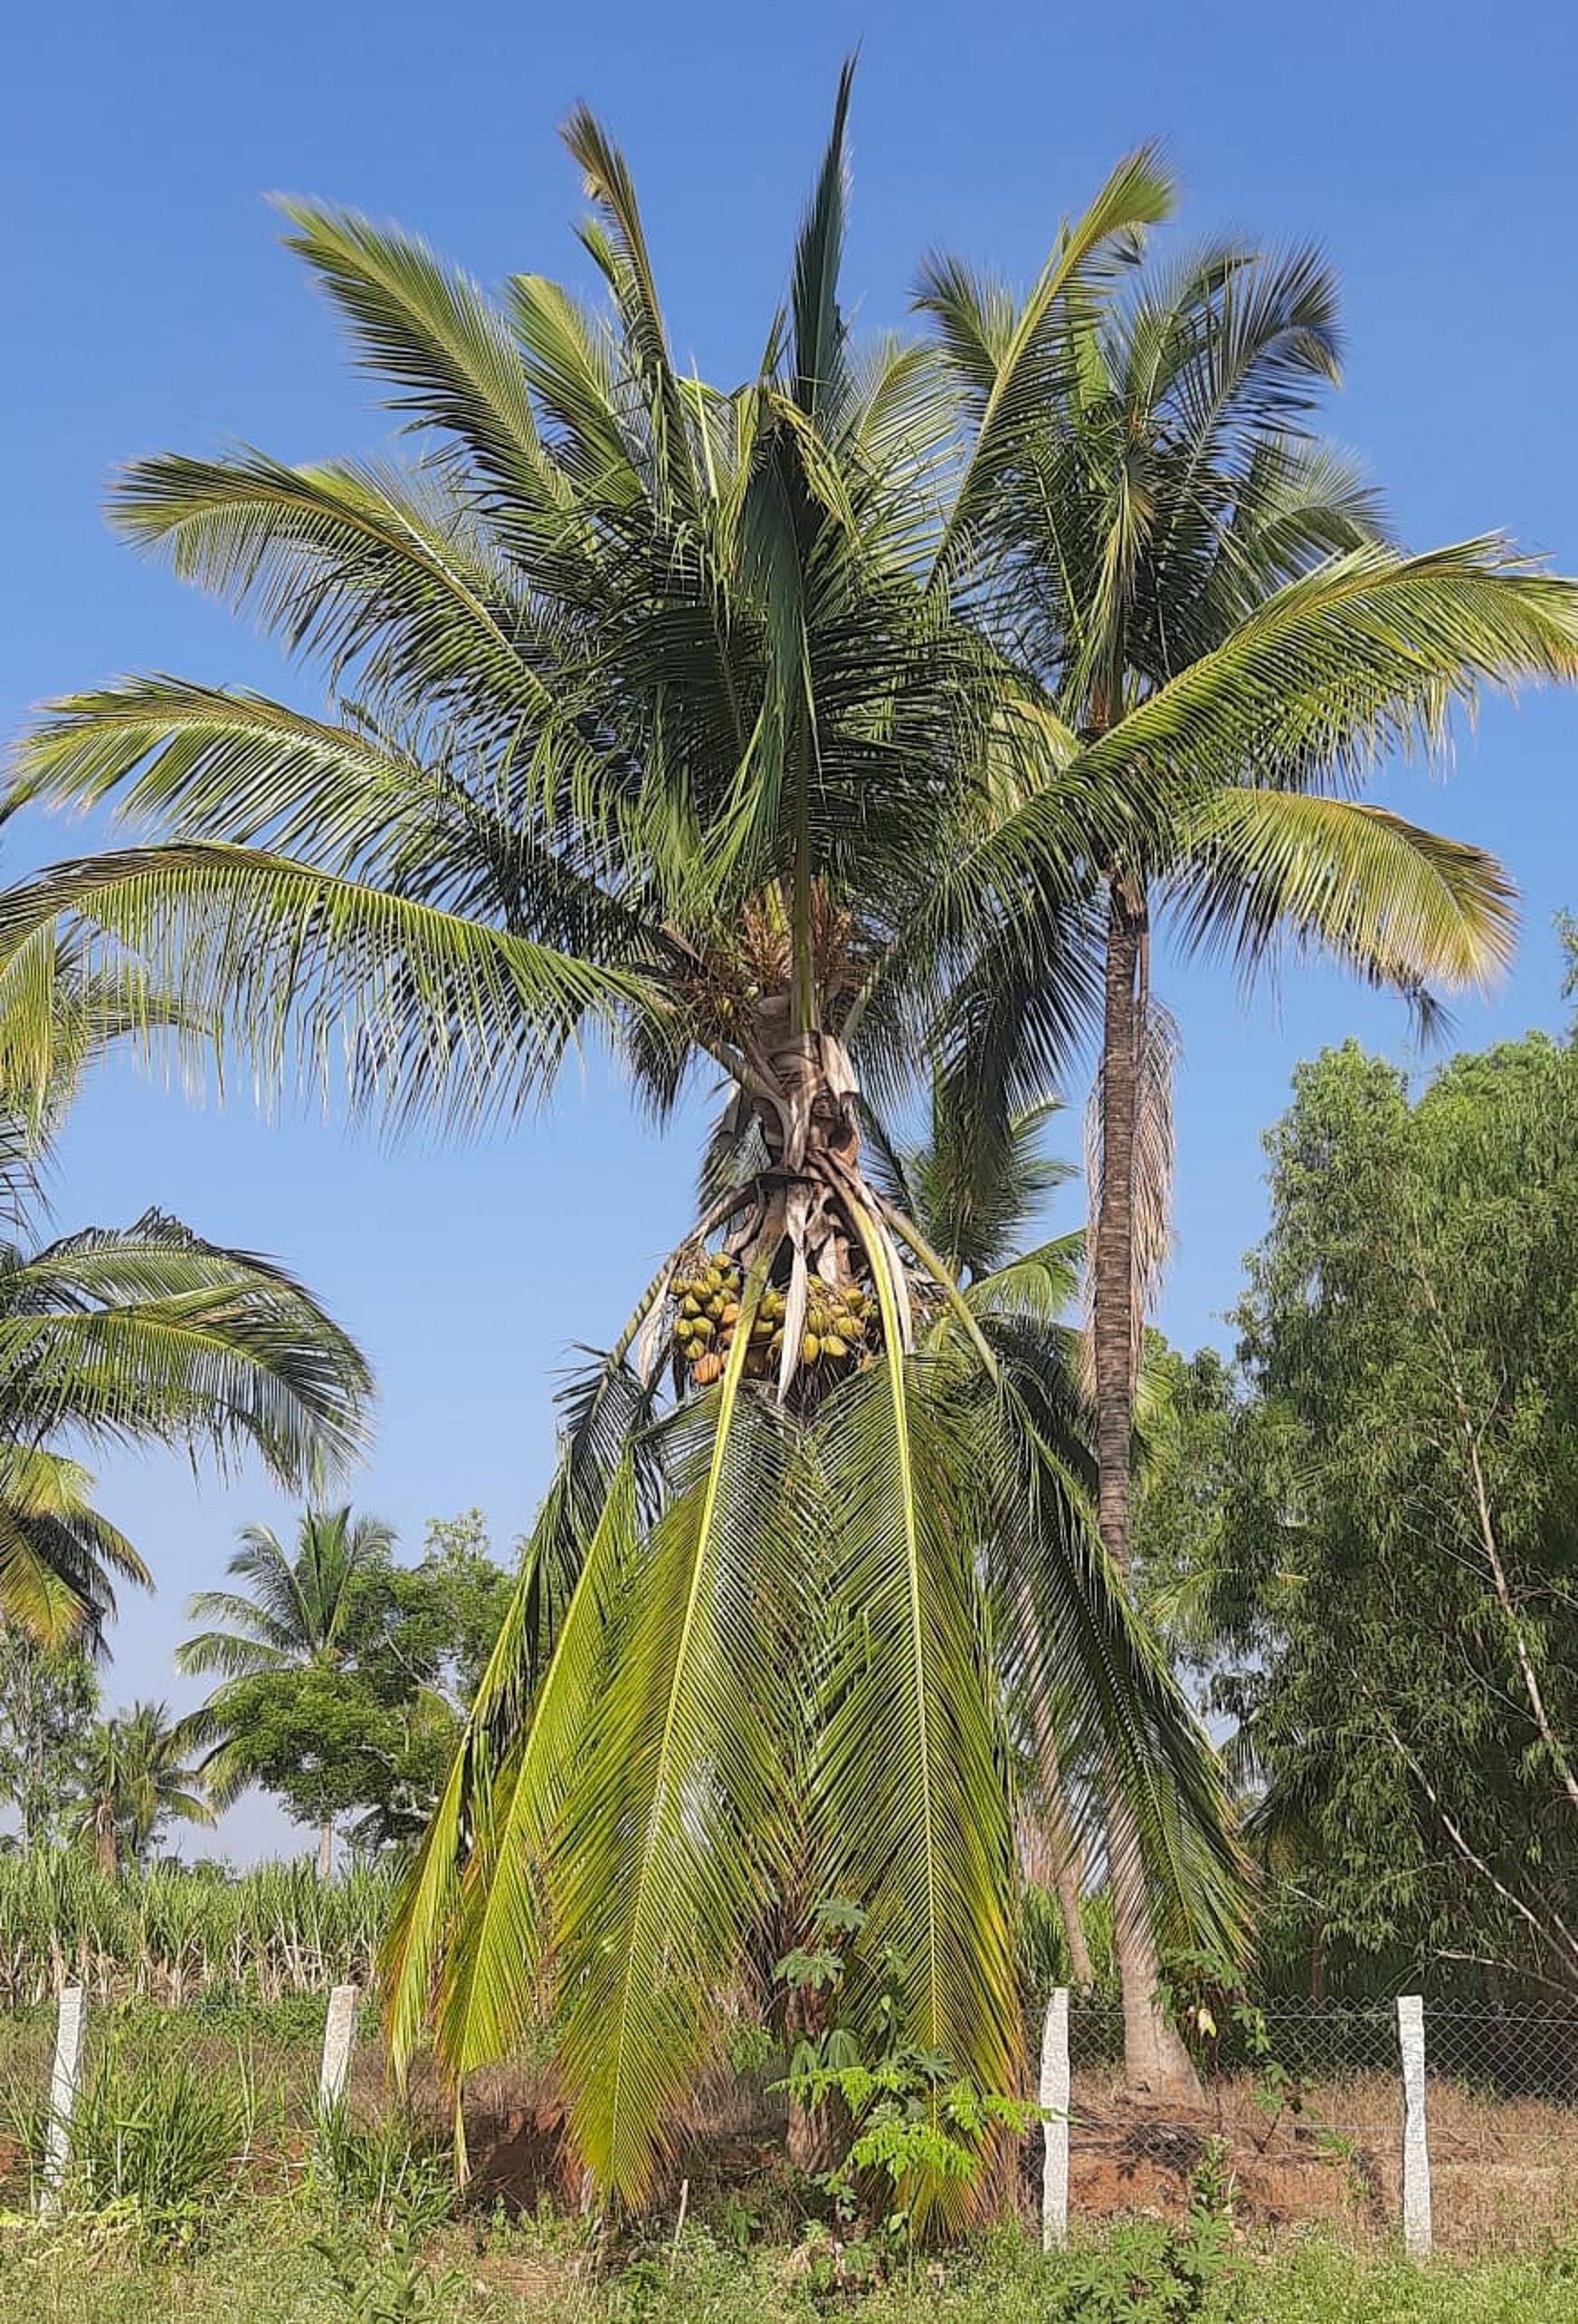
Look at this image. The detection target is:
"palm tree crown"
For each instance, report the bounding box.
[919,195,1578,2098]
[177,1507,398,1681]
[177,1506,398,1880]
[76,1700,213,1875]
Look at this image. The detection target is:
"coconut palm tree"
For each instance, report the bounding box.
[918,220,1578,2096]
[176,1506,397,1879]
[75,1700,213,1875]
[4,75,1573,2207]
[0,938,372,1646]
[0,83,1246,2222]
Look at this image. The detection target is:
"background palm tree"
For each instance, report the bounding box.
[920,205,1578,2097]
[0,937,371,1646]
[75,1700,213,1875]
[177,1506,397,1879]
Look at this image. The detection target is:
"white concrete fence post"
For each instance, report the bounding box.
[1397,1993,1431,2257]
[318,1982,360,2112]
[1039,1985,1071,2251]
[41,1983,86,2214]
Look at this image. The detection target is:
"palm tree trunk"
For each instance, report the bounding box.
[317,1815,333,1884]
[1016,1580,1095,1989]
[1031,1727,1095,1993]
[1094,877,1201,2104]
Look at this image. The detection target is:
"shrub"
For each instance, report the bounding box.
[18,2040,258,2247]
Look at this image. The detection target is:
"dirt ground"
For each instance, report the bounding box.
[1053,2062,1578,2255]
[442,2059,1578,2256]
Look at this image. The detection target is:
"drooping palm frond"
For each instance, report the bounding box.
[1092,538,1578,814]
[0,1209,370,1485]
[383,1313,668,2076]
[548,1307,804,2198]
[984,1331,1247,1968]
[811,1325,1017,2234]
[1170,788,1517,1005]
[0,843,662,1140]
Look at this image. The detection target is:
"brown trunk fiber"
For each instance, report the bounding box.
[1094,879,1201,2104]
[785,2091,842,2178]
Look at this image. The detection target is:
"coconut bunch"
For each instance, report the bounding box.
[671,1252,876,1387]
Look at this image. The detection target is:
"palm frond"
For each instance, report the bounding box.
[273,200,548,503]
[0,843,661,1138]
[812,1332,1019,2234]
[1089,540,1578,811]
[788,59,856,425]
[987,1338,1249,1967]
[384,1310,667,2074]
[0,1208,371,1484]
[549,1280,803,2200]
[920,142,1174,583]
[1172,786,1518,1005]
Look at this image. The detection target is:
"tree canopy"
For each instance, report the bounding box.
[1193,1005,1578,1996]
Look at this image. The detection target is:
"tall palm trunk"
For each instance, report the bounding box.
[1016,1580,1095,1987]
[318,1815,333,1885]
[1093,879,1201,2102]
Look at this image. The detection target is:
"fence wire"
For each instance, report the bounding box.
[1055,1999,1578,2255]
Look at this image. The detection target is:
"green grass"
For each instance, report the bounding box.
[0,2209,1576,2321]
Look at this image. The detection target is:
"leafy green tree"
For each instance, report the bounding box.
[0,81,1247,2219]
[0,1629,98,1851]
[923,202,1578,2092]
[75,1700,213,1874]
[403,1510,518,1710]
[1131,1342,1235,1671]
[1207,1028,1578,1996]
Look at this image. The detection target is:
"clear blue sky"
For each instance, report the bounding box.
[5,0,1576,1858]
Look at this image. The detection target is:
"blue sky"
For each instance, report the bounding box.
[5,0,1576,1857]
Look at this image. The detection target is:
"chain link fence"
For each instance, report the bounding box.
[1042,1996,1578,2255]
